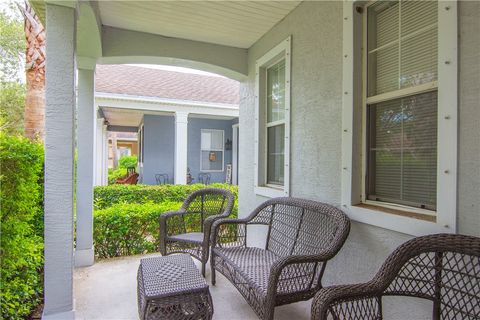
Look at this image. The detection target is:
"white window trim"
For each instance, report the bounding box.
[200,129,225,172]
[254,36,291,198]
[341,1,457,236]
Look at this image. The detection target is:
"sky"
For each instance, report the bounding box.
[128,64,224,78]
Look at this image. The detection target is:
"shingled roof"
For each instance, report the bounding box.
[95,65,240,105]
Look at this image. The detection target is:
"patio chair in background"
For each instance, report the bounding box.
[155,173,169,185]
[210,197,351,320]
[159,188,235,277]
[198,172,211,185]
[312,233,480,320]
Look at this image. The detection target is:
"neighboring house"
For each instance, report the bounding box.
[32,1,480,319]
[107,131,138,169]
[95,65,240,185]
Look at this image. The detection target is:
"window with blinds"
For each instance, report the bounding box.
[266,59,286,186]
[365,0,438,211]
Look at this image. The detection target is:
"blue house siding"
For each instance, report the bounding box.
[141,115,235,185]
[142,115,175,184]
[188,118,233,184]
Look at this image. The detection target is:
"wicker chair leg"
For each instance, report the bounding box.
[263,301,275,320]
[201,262,206,278]
[210,256,216,285]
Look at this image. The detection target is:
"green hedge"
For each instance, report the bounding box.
[94,201,182,258]
[93,183,238,259]
[0,134,44,319]
[94,183,238,210]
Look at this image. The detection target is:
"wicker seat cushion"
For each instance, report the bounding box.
[213,247,280,295]
[167,232,204,244]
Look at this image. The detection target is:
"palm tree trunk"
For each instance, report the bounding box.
[19,3,45,141]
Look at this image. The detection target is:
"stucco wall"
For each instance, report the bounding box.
[143,115,175,184]
[187,118,233,183]
[238,1,479,317]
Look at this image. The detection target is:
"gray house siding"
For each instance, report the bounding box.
[239,1,479,319]
[188,118,233,183]
[142,115,175,185]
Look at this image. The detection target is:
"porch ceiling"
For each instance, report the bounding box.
[97,1,302,48]
[101,106,237,128]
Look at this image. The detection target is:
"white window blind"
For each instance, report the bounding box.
[266,59,286,185]
[366,0,438,211]
[367,1,438,96]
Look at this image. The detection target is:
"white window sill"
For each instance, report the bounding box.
[254,186,288,198]
[343,204,453,236]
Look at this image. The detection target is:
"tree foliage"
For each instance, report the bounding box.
[0,2,26,135]
[0,1,25,83]
[0,133,44,319]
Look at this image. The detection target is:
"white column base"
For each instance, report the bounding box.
[42,309,75,320]
[74,247,94,267]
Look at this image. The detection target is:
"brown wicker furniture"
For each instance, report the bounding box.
[210,197,351,320]
[311,233,480,320]
[137,254,213,320]
[159,188,235,277]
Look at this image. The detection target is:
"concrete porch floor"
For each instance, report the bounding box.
[74,253,311,320]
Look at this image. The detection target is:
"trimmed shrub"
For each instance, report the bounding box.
[0,134,44,319]
[94,201,182,258]
[94,183,238,210]
[118,155,137,169]
[93,183,238,259]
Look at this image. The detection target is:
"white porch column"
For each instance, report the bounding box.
[44,3,76,319]
[75,67,95,267]
[174,111,189,184]
[103,124,108,185]
[94,117,104,186]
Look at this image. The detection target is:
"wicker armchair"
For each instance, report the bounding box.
[210,197,351,320]
[159,188,235,277]
[311,233,480,320]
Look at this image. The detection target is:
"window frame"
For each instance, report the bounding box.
[341,0,458,236]
[200,128,225,173]
[362,0,439,215]
[254,36,291,198]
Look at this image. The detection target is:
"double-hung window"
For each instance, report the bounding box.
[341,0,458,235]
[254,37,291,197]
[365,1,438,212]
[200,129,224,172]
[266,60,286,186]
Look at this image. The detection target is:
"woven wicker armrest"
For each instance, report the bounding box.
[210,218,249,248]
[311,282,381,320]
[266,253,334,295]
[158,209,186,238]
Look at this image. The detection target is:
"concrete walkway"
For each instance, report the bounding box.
[74,253,311,320]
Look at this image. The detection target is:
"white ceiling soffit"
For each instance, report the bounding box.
[101,107,236,127]
[98,1,302,48]
[102,108,145,127]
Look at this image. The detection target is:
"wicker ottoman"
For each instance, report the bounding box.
[137,254,214,320]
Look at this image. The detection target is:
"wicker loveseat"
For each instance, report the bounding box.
[159,188,235,276]
[210,197,351,320]
[311,233,480,320]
